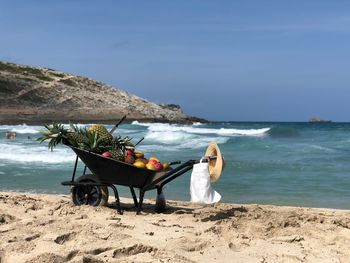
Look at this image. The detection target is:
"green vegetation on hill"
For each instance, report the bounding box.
[0,61,53,81]
[58,78,77,87]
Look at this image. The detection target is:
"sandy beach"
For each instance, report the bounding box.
[0,192,350,262]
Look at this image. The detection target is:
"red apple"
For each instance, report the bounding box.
[102,152,111,158]
[148,158,159,165]
[154,162,163,171]
[149,157,160,162]
[126,149,135,156]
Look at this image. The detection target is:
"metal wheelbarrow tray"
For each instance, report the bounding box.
[62,146,197,214]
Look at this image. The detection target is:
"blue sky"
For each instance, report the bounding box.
[1,1,350,121]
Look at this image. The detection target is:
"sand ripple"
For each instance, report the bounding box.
[1,192,350,262]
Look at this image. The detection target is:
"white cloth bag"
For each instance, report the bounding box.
[190,159,221,204]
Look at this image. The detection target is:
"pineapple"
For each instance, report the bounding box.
[78,131,111,153]
[109,148,124,161]
[67,132,88,146]
[88,124,113,144]
[107,136,135,162]
[66,123,89,146]
[112,136,135,152]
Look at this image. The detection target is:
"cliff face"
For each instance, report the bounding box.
[0,61,204,124]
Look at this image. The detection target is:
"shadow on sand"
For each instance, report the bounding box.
[200,206,248,222]
[107,200,248,219]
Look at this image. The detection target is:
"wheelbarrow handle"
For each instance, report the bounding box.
[170,161,181,165]
[193,156,217,164]
[135,137,144,146]
[169,157,216,166]
[109,115,127,134]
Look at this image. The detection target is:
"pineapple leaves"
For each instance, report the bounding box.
[76,130,111,153]
[38,123,135,155]
[37,122,68,151]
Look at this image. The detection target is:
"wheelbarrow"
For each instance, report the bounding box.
[62,146,207,214]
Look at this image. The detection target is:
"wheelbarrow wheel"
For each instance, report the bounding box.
[71,174,109,206]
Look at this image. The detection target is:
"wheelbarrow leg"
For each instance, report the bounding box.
[137,190,145,215]
[110,185,122,214]
[155,187,166,213]
[129,187,138,207]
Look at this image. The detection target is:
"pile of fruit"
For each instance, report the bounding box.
[38,123,170,172]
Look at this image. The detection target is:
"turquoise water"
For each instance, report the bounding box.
[1,122,350,209]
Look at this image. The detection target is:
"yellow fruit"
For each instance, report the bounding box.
[146,162,157,171]
[162,162,170,170]
[135,158,148,164]
[135,151,144,159]
[134,161,146,169]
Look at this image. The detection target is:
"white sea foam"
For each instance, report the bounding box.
[177,136,229,149]
[145,131,196,144]
[0,123,114,135]
[192,122,203,126]
[139,135,229,151]
[132,122,268,148]
[0,142,75,163]
[142,127,230,149]
[137,123,270,136]
[0,124,42,134]
[131,121,146,126]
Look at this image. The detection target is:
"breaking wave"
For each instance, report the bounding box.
[192,122,203,126]
[143,129,230,148]
[140,136,229,151]
[0,143,75,163]
[0,124,42,134]
[145,131,196,144]
[132,121,270,137]
[0,123,92,135]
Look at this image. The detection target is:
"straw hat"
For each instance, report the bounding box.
[205,142,225,182]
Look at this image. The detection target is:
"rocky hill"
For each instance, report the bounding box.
[0,61,204,124]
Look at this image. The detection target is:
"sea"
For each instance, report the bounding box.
[1,121,350,210]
